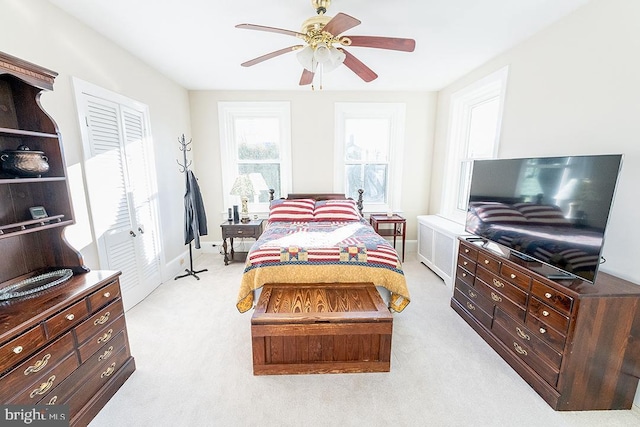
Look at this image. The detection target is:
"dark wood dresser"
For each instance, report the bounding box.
[1,52,135,424]
[0,271,135,425]
[451,237,640,410]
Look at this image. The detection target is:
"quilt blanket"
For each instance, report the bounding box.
[236,220,410,313]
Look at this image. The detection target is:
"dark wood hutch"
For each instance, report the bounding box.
[1,51,135,425]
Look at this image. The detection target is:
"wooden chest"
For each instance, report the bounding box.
[251,283,393,375]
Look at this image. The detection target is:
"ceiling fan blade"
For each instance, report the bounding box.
[346,36,416,52]
[299,69,315,86]
[241,45,303,67]
[236,23,305,39]
[322,13,361,36]
[342,49,378,82]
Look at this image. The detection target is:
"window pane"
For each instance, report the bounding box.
[235,118,280,160]
[346,164,387,203]
[239,164,280,202]
[456,160,473,210]
[344,118,390,161]
[466,98,499,159]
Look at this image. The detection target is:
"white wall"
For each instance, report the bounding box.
[430,0,640,406]
[1,0,191,276]
[189,90,436,242]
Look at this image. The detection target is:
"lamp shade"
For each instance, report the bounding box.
[230,174,255,198]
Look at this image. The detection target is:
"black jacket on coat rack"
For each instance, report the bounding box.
[184,169,208,249]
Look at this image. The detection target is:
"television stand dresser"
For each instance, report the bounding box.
[451,237,640,410]
[0,51,135,424]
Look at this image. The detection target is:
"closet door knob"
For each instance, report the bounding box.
[129,230,137,237]
[138,227,145,234]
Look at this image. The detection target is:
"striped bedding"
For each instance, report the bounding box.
[236,218,410,313]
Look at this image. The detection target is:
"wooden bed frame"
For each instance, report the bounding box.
[267,188,364,216]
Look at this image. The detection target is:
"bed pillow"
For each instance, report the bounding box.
[268,199,315,222]
[513,203,570,225]
[468,202,528,224]
[313,200,361,221]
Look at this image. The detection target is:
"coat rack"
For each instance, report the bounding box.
[175,134,208,280]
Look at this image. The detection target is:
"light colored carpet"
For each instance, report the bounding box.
[89,252,640,427]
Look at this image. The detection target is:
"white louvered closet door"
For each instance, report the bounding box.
[79,89,162,310]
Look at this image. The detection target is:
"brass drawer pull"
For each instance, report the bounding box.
[492,278,505,288]
[463,261,468,266]
[464,248,470,253]
[510,273,516,279]
[66,313,75,321]
[30,375,56,398]
[24,353,51,375]
[13,345,23,354]
[542,310,550,317]
[466,302,476,311]
[467,290,477,299]
[97,329,113,344]
[516,327,530,341]
[98,346,114,362]
[462,272,467,278]
[544,292,552,299]
[491,292,502,303]
[484,259,490,264]
[237,230,243,234]
[47,396,58,405]
[103,292,111,298]
[513,342,528,356]
[101,362,117,379]
[94,312,111,326]
[539,327,547,334]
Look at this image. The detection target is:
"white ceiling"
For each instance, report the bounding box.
[46,0,590,91]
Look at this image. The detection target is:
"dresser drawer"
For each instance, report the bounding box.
[88,280,121,312]
[476,267,528,307]
[0,333,74,402]
[455,279,494,315]
[9,352,79,404]
[528,297,570,333]
[0,325,47,374]
[458,242,478,261]
[500,263,532,291]
[77,315,126,364]
[457,253,477,274]
[531,280,573,315]
[475,276,526,322]
[456,265,475,287]
[45,299,89,340]
[492,318,560,387]
[477,252,501,274]
[525,313,567,353]
[494,309,562,369]
[75,298,125,345]
[64,346,131,417]
[454,289,493,329]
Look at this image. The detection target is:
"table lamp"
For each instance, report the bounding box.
[230,174,255,223]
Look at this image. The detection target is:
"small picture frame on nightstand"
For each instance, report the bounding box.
[29,206,48,220]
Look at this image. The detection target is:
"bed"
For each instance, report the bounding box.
[236,191,410,313]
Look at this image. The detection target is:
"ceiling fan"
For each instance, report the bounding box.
[236,0,416,88]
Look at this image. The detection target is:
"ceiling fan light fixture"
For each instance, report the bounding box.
[296,45,315,71]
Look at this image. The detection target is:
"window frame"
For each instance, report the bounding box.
[441,66,509,224]
[218,101,292,216]
[334,102,406,214]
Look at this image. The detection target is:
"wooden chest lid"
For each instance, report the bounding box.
[251,283,392,325]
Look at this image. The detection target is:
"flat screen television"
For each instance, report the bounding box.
[465,154,623,283]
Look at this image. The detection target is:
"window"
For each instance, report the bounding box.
[218,102,292,214]
[442,66,509,223]
[335,103,405,213]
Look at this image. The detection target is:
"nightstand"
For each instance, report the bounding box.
[220,220,264,265]
[370,214,406,262]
